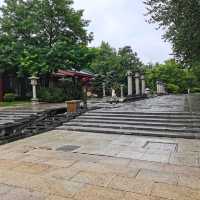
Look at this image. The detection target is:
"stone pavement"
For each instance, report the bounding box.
[0,130,200,200]
[0,94,200,199]
[102,94,200,112]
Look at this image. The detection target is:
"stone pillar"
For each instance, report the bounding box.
[0,71,4,101]
[141,75,146,96]
[120,84,124,99]
[102,82,106,97]
[162,83,166,94]
[135,72,140,95]
[127,70,133,96]
[29,76,39,104]
[156,81,160,94]
[111,88,117,98]
[161,84,164,94]
[83,85,88,109]
[120,84,125,102]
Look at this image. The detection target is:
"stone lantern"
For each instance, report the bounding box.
[29,75,39,104]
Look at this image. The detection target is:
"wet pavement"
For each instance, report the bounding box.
[0,102,66,112]
[0,94,200,199]
[104,94,200,113]
[0,130,200,199]
[60,94,200,139]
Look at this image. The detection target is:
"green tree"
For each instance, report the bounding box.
[146,59,197,93]
[118,46,142,71]
[90,41,120,75]
[90,42,144,96]
[144,0,200,65]
[0,0,92,75]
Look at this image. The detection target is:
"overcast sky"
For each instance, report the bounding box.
[0,0,172,64]
[73,0,172,64]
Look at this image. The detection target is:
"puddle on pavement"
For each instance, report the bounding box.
[56,145,80,152]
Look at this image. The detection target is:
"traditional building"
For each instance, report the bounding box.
[0,69,94,101]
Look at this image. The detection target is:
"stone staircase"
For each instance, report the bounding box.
[58,110,200,139]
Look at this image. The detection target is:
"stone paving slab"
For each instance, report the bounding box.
[0,130,199,199]
[100,94,200,113]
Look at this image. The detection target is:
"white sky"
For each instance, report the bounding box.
[0,0,172,64]
[73,0,172,64]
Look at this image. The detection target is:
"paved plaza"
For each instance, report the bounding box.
[0,95,200,199]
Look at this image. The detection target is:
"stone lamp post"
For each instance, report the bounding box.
[29,75,39,104]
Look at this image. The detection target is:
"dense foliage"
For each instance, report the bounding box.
[0,0,93,75]
[146,59,198,94]
[38,87,66,103]
[1,0,199,98]
[3,93,16,102]
[90,42,143,95]
[144,0,200,65]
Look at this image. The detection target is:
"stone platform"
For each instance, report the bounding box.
[0,103,67,143]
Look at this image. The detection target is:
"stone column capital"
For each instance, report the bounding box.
[127,70,132,76]
[135,72,140,78]
[140,75,145,80]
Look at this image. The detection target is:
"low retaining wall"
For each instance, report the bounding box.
[0,107,82,144]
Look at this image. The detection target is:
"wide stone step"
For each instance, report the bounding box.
[83,113,200,119]
[77,116,200,123]
[0,111,38,115]
[89,111,200,116]
[65,122,200,133]
[71,118,200,128]
[57,126,200,139]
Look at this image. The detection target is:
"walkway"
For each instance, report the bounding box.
[0,130,199,199]
[0,94,199,199]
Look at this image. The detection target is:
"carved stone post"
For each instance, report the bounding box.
[83,85,88,109]
[141,75,146,95]
[156,81,160,94]
[120,84,124,99]
[127,70,133,96]
[120,84,125,102]
[135,72,140,95]
[102,82,106,97]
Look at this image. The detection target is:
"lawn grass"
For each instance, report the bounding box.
[0,101,31,107]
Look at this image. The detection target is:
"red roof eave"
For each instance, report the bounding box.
[55,69,94,80]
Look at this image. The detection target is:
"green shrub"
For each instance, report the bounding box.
[4,93,16,102]
[38,87,66,103]
[166,83,180,94]
[191,87,200,93]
